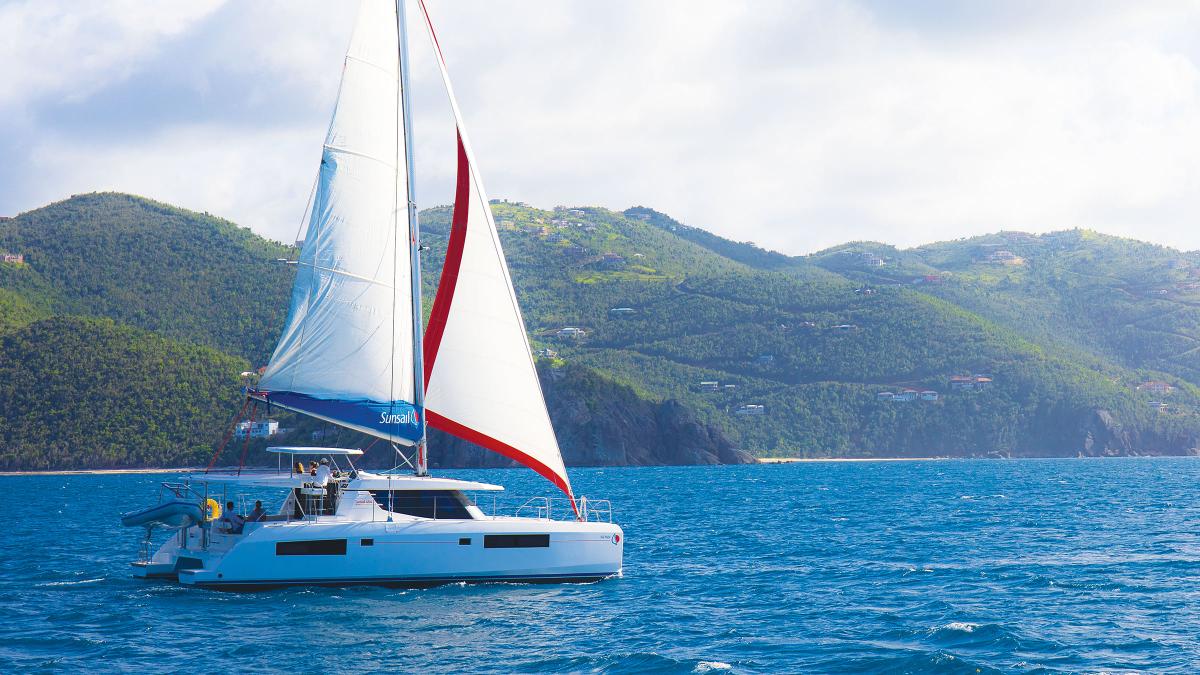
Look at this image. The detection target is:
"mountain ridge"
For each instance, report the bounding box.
[1,192,1199,470]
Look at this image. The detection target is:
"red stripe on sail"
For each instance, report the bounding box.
[427,410,578,517]
[423,132,470,383]
[417,0,444,61]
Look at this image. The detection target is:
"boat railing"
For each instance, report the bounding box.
[469,494,613,523]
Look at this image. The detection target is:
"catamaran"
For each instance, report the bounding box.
[121,0,623,589]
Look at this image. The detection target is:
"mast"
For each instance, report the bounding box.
[397,0,428,476]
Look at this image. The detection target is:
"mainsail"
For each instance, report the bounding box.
[256,0,421,445]
[416,0,575,504]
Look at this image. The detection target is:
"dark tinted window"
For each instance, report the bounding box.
[369,490,473,520]
[276,539,347,556]
[484,534,550,549]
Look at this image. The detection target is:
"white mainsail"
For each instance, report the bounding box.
[257,0,421,445]
[416,0,575,504]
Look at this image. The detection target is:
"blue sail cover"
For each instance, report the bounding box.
[251,391,422,445]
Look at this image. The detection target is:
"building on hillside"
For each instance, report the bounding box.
[973,376,993,389]
[920,390,939,401]
[698,381,720,392]
[985,249,1024,265]
[914,274,944,284]
[234,420,279,440]
[599,253,626,270]
[756,354,775,365]
[831,324,858,333]
[950,375,975,390]
[723,384,738,392]
[734,404,766,416]
[1136,380,1174,395]
[534,347,558,358]
[876,391,895,401]
[609,307,636,316]
[1,253,24,264]
[855,287,877,296]
[556,327,587,339]
[568,209,585,216]
[498,219,516,230]
[893,389,919,402]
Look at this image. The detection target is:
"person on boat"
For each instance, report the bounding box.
[315,458,332,487]
[219,501,245,534]
[309,461,318,476]
[246,500,266,522]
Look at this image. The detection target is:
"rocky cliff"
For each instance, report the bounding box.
[428,364,755,468]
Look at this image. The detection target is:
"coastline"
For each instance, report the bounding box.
[0,467,200,477]
[758,456,946,463]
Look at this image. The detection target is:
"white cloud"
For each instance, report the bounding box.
[2,0,1199,254]
[0,0,226,107]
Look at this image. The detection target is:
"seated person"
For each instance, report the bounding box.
[309,460,318,476]
[295,461,305,475]
[245,500,267,523]
[218,501,245,534]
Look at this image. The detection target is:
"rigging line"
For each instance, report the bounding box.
[205,397,250,474]
[293,171,318,248]
[236,400,258,476]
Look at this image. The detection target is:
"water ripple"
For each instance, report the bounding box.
[5,459,1200,672]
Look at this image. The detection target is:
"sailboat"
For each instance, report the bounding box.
[122,0,623,589]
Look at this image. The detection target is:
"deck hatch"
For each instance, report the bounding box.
[484,534,549,549]
[276,539,348,556]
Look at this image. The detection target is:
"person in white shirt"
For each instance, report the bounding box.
[315,458,332,487]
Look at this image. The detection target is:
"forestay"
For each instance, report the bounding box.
[255,0,421,445]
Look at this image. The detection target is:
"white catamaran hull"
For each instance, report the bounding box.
[136,518,623,589]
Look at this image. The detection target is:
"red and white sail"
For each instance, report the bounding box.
[416,1,575,507]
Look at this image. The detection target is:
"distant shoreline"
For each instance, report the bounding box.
[758,457,946,463]
[0,467,201,477]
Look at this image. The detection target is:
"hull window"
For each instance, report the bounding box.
[459,538,471,546]
[276,539,348,556]
[484,534,550,549]
[369,490,473,520]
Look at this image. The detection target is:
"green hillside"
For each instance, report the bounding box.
[1,192,1199,470]
[0,316,246,470]
[422,202,1200,458]
[0,193,292,362]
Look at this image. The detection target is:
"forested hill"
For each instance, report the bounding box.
[1,192,1199,470]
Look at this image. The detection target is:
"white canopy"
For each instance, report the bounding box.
[266,447,364,456]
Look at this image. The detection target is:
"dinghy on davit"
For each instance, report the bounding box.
[124,0,622,589]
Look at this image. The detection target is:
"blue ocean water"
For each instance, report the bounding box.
[3,458,1200,673]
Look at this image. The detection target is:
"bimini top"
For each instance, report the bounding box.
[195,470,503,492]
[265,446,364,456]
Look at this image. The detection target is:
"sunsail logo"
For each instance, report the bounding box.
[379,410,417,426]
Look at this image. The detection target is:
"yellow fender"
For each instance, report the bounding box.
[204,498,221,522]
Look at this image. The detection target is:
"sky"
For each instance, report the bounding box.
[2,0,1199,255]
